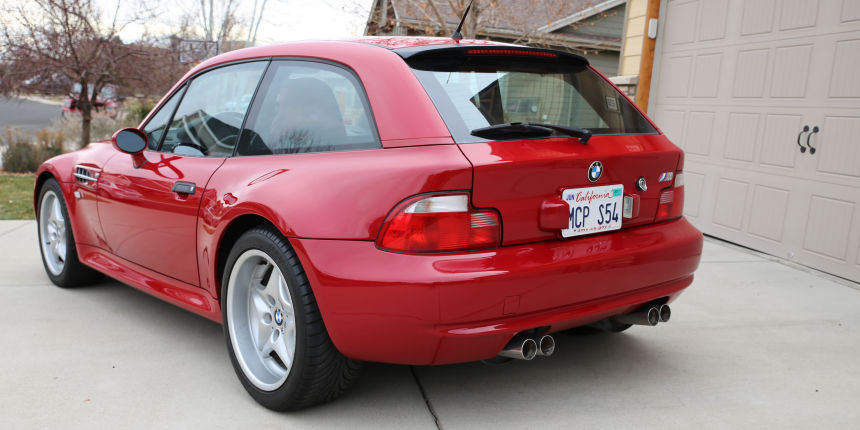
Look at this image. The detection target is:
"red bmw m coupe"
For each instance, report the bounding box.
[34,37,702,410]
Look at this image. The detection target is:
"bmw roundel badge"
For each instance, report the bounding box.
[588,161,603,182]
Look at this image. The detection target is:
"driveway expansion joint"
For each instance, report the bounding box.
[410,366,443,430]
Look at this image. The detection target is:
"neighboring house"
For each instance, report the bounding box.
[364,0,628,76]
[627,0,860,283]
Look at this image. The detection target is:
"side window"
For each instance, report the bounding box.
[237,60,380,156]
[142,86,185,150]
[160,61,267,157]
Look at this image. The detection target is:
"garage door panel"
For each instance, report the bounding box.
[780,0,819,30]
[733,49,769,98]
[656,109,686,144]
[770,45,813,98]
[660,56,693,97]
[712,178,749,230]
[742,0,776,36]
[829,40,860,98]
[665,0,698,45]
[843,0,860,23]
[723,112,760,162]
[685,111,715,155]
[856,240,860,266]
[802,196,855,261]
[692,54,723,97]
[816,116,860,177]
[698,0,729,41]
[748,185,790,243]
[760,114,802,168]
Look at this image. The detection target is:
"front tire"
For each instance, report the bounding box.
[37,178,101,288]
[222,226,361,411]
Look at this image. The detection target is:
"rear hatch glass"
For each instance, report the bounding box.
[403,47,680,245]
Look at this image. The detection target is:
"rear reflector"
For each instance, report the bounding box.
[378,193,501,253]
[655,171,685,222]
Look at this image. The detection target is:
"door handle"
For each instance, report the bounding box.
[797,125,810,153]
[172,181,197,195]
[806,126,819,155]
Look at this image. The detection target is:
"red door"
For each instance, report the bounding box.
[97,152,225,286]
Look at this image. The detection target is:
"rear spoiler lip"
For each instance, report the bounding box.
[393,44,590,66]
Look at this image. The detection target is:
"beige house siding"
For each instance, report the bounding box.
[619,0,648,76]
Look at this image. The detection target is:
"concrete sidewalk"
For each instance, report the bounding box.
[1,220,858,429]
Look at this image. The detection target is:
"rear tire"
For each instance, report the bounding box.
[37,178,102,288]
[221,226,361,411]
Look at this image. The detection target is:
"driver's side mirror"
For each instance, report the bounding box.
[111,128,148,168]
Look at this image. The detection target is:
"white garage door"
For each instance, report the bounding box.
[651,0,860,282]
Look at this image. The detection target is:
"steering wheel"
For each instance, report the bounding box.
[211,112,247,150]
[175,141,209,156]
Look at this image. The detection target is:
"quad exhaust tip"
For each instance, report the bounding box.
[498,334,558,360]
[615,306,659,326]
[658,304,671,323]
[614,304,671,326]
[537,335,556,357]
[498,336,538,361]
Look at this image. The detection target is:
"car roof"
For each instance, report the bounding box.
[191,37,516,70]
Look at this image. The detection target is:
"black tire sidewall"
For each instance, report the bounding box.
[220,227,310,409]
[37,179,74,285]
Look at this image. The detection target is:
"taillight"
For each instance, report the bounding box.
[377,193,501,253]
[655,172,685,222]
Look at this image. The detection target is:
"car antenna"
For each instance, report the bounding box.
[451,0,474,40]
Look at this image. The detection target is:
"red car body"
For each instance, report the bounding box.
[35,37,702,366]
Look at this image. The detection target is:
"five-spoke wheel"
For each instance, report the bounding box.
[39,189,67,276]
[36,178,101,288]
[221,226,361,410]
[226,250,297,391]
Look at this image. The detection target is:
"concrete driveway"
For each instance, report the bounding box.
[1,220,858,429]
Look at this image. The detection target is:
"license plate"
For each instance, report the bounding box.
[561,184,624,238]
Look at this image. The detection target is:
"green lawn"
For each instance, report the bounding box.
[0,173,35,220]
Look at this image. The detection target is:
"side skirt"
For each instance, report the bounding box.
[77,244,222,323]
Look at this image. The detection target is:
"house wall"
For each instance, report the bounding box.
[619,0,648,76]
[555,4,628,40]
[584,51,621,76]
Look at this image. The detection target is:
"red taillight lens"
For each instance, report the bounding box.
[655,172,685,222]
[378,194,501,253]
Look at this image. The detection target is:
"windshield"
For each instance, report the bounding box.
[410,56,656,143]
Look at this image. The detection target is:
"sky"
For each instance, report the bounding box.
[107,0,375,45]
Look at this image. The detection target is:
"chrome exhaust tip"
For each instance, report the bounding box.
[536,335,556,357]
[498,336,538,360]
[658,304,671,323]
[614,306,660,326]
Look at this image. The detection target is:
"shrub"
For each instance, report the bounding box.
[0,127,65,173]
[124,98,156,125]
[35,128,65,160]
[2,128,39,173]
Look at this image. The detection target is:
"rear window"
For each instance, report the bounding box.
[407,49,656,143]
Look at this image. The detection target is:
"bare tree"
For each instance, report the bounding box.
[0,0,157,146]
[192,0,244,50]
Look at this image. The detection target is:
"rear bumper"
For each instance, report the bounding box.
[292,217,702,365]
